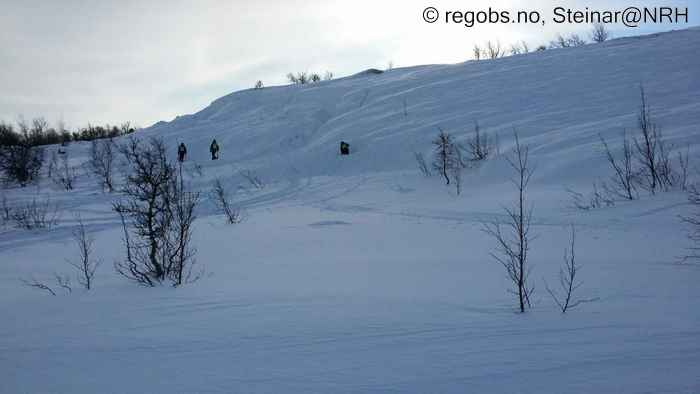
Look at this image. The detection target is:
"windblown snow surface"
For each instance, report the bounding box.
[3,28,700,393]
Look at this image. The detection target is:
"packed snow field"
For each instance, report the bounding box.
[3,28,700,393]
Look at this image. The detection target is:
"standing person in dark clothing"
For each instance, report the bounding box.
[340,141,349,155]
[178,143,187,162]
[210,139,220,160]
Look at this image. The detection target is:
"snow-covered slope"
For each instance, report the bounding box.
[2,28,700,394]
[145,27,700,185]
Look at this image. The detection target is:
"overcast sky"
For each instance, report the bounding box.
[1,0,696,129]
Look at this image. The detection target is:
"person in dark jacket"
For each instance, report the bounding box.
[340,141,349,155]
[178,143,187,162]
[210,139,220,160]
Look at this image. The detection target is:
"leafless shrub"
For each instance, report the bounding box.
[89,138,115,192]
[630,87,685,193]
[212,178,243,224]
[165,179,201,286]
[473,44,481,60]
[3,117,133,148]
[545,226,597,313]
[20,274,74,296]
[567,182,615,210]
[289,71,332,84]
[54,273,72,294]
[625,87,687,193]
[0,143,44,186]
[414,152,432,177]
[20,277,56,296]
[550,34,568,48]
[550,33,586,48]
[568,188,591,211]
[114,137,200,286]
[656,131,675,191]
[287,72,309,85]
[240,169,265,189]
[674,148,690,191]
[567,34,586,46]
[432,130,460,186]
[483,132,535,313]
[597,88,686,201]
[52,152,77,190]
[0,121,19,146]
[519,40,530,53]
[593,182,616,208]
[681,184,700,262]
[12,197,60,230]
[591,23,611,43]
[114,137,168,286]
[17,117,43,145]
[509,44,522,56]
[0,191,10,226]
[484,41,503,59]
[600,132,638,200]
[467,121,493,162]
[68,215,101,290]
[633,87,664,194]
[509,41,530,56]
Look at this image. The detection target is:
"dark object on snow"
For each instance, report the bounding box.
[340,141,350,155]
[210,139,220,160]
[352,68,384,78]
[178,143,187,162]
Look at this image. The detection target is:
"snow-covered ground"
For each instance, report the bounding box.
[2,28,700,393]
